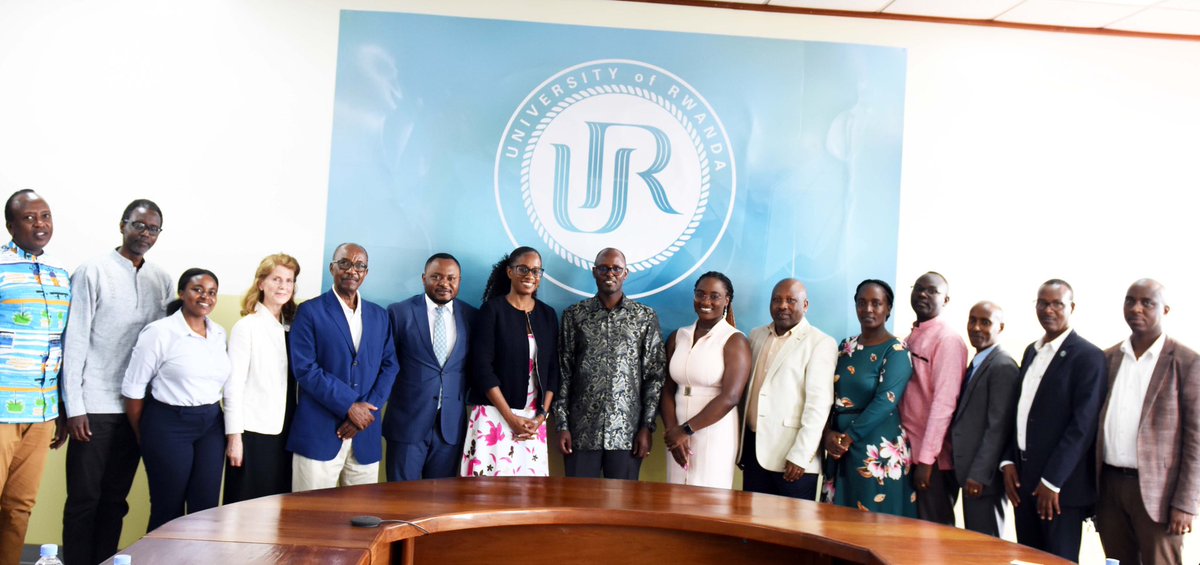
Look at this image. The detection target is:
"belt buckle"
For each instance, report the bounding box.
[684,386,691,396]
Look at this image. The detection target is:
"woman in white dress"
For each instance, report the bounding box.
[661,271,752,488]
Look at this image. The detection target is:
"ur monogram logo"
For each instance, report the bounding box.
[495,60,736,298]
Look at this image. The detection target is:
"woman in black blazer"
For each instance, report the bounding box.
[461,246,559,476]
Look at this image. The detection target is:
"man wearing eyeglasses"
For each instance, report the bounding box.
[0,190,71,565]
[287,243,398,491]
[382,253,477,481]
[553,248,666,479]
[60,199,172,565]
[1000,279,1106,561]
[901,271,968,524]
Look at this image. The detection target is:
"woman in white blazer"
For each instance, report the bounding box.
[222,253,301,503]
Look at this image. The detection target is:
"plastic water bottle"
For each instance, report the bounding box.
[33,544,63,565]
[113,555,132,565]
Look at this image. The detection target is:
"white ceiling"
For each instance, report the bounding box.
[716,0,1200,36]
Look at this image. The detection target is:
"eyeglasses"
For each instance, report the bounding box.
[593,266,626,276]
[1035,300,1068,312]
[910,284,941,296]
[510,265,544,278]
[332,259,369,273]
[124,220,163,236]
[693,290,726,302]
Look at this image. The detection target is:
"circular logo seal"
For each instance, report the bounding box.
[494,59,736,299]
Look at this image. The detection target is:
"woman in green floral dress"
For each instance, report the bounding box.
[822,279,916,517]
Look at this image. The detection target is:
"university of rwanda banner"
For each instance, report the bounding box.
[324,11,906,337]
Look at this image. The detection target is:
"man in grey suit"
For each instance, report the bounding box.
[1096,279,1200,565]
[950,301,1020,537]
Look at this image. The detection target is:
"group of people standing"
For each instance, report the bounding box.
[0,190,309,565]
[819,275,1198,565]
[0,188,1195,565]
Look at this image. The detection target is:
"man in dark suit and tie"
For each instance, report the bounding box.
[287,243,398,491]
[384,253,477,481]
[950,301,1019,537]
[1000,279,1107,561]
[1096,279,1200,565]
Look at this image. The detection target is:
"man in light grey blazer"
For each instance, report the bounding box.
[1096,279,1200,565]
[738,278,837,500]
[950,301,1020,537]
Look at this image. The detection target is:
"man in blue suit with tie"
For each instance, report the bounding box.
[1000,279,1107,561]
[288,243,398,491]
[383,253,477,481]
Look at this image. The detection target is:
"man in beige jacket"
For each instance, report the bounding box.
[738,278,837,499]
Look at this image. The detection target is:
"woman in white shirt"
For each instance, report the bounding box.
[222,253,300,503]
[122,268,230,531]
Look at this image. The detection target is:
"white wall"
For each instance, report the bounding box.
[4,0,1197,354]
[3,0,1200,552]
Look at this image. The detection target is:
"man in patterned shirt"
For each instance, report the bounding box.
[0,189,71,565]
[554,248,666,480]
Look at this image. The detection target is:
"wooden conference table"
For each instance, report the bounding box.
[112,477,1070,564]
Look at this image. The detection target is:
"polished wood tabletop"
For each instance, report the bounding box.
[113,478,1071,564]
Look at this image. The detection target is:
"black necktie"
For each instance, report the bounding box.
[959,361,976,400]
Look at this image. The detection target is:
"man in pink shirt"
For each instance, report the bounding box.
[901,272,969,524]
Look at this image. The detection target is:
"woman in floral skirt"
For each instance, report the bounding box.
[460,246,559,476]
[822,279,916,517]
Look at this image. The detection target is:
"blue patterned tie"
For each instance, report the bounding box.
[433,305,449,367]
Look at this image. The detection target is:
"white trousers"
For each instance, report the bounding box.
[291,439,378,492]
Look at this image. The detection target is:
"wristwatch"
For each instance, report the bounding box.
[682,422,696,436]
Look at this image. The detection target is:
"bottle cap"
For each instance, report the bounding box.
[114,555,132,565]
[39,544,58,557]
[1105,560,1120,565]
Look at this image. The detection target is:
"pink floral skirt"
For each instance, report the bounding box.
[459,404,548,477]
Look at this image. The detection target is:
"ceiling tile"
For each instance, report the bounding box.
[767,0,892,11]
[1107,6,1200,33]
[1158,0,1200,9]
[1093,0,1171,5]
[995,0,1147,27]
[883,0,1023,19]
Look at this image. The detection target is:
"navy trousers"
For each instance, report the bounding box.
[385,418,462,481]
[140,398,224,531]
[1014,489,1086,562]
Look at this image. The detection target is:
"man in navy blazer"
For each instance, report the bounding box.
[383,253,477,481]
[287,243,398,491]
[1000,279,1107,561]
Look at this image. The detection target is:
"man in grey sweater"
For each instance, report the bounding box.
[60,199,173,565]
